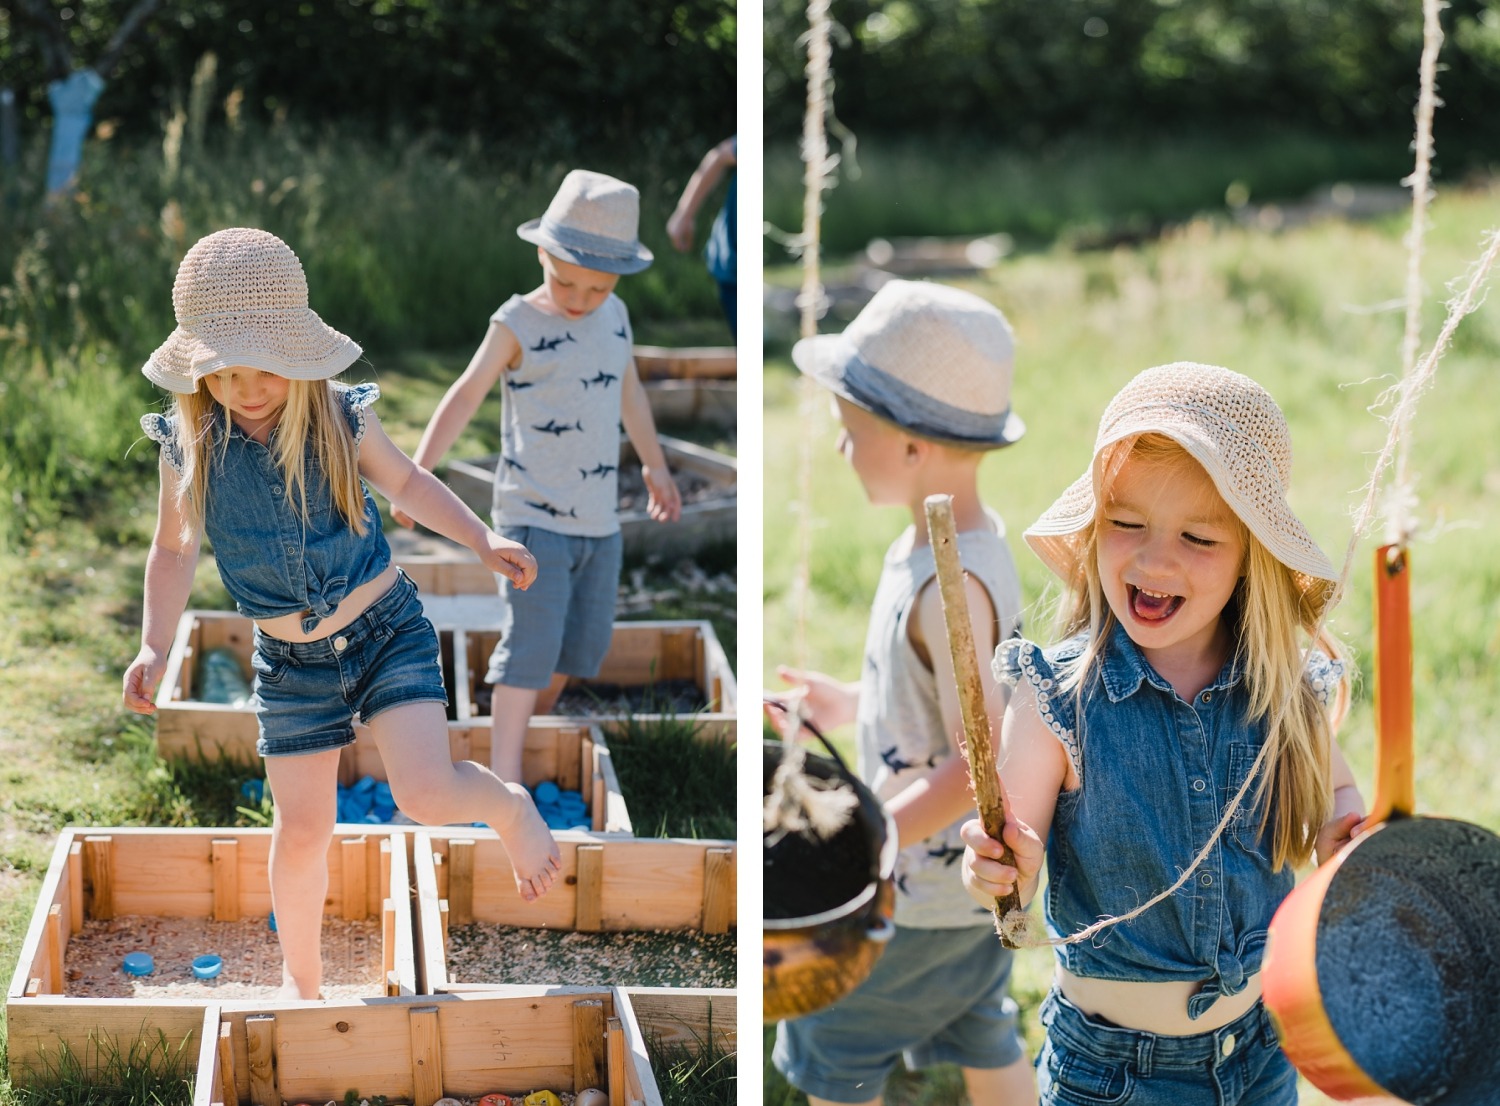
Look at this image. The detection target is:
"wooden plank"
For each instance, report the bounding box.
[573,998,607,1092]
[606,1016,627,1106]
[67,841,83,933]
[661,628,698,683]
[384,897,398,997]
[558,726,583,792]
[448,839,475,926]
[341,836,368,921]
[412,834,449,994]
[594,747,632,835]
[575,845,604,933]
[612,989,665,1106]
[45,906,63,994]
[623,988,737,1056]
[631,345,736,381]
[4,1000,206,1080]
[409,1005,444,1106]
[83,835,114,920]
[700,848,733,935]
[245,1014,277,1106]
[217,1021,238,1106]
[192,1006,225,1106]
[212,838,240,922]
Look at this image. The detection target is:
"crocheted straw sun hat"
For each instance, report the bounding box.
[517,169,653,275]
[791,279,1025,450]
[1025,361,1338,612]
[143,228,362,394]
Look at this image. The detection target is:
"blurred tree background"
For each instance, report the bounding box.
[763,0,1500,254]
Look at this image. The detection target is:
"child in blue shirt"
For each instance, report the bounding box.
[125,228,561,1000]
[961,363,1366,1105]
[401,170,681,783]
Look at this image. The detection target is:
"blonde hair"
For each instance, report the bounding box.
[1053,434,1346,870]
[171,377,367,543]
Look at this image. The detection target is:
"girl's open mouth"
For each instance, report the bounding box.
[1129,585,1183,622]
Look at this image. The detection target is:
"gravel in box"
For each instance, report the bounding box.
[617,464,727,512]
[444,924,735,988]
[62,915,383,999]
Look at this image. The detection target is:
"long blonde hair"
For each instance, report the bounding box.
[1054,434,1347,870]
[171,377,367,543]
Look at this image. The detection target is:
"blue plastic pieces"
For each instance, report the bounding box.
[531,783,589,831]
[122,952,154,976]
[191,954,223,979]
[336,775,399,824]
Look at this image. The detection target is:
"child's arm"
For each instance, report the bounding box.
[359,409,537,589]
[393,321,521,528]
[960,680,1069,910]
[667,136,736,253]
[1316,736,1366,864]
[881,575,1001,848]
[122,457,203,714]
[620,358,682,523]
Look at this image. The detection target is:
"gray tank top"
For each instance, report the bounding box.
[855,514,1025,928]
[490,293,633,536]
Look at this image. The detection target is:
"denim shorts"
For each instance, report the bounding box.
[251,570,449,757]
[484,525,622,689]
[1037,989,1297,1106]
[773,924,1026,1102]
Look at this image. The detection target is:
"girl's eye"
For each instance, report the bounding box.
[1106,517,1141,530]
[1184,533,1217,547]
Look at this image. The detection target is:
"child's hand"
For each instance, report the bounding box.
[122,648,166,714]
[770,665,858,737]
[480,532,538,590]
[1314,810,1363,866]
[667,210,695,253]
[960,816,1043,910]
[641,465,682,523]
[392,507,416,529]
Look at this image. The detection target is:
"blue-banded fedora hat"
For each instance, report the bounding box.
[517,169,654,276]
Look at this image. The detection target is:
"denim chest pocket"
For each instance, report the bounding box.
[1046,1049,1136,1105]
[1228,741,1274,859]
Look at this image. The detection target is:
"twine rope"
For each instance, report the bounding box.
[1016,0,1500,951]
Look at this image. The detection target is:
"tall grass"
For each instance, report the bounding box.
[765,130,1420,256]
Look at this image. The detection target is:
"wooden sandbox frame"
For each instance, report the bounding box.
[196,988,660,1106]
[412,830,735,995]
[5,826,416,1084]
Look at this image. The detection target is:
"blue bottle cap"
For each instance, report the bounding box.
[534,780,561,804]
[268,911,277,932]
[122,952,154,976]
[191,954,223,979]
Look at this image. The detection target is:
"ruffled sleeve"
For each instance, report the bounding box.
[336,382,381,443]
[139,413,185,474]
[995,637,1083,781]
[1304,649,1346,712]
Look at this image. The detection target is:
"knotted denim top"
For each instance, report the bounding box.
[995,620,1343,1020]
[140,383,391,634]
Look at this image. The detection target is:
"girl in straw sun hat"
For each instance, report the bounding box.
[124,227,561,1001]
[960,363,1367,1105]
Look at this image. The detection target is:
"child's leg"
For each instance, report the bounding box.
[263,748,342,1000]
[962,1058,1038,1105]
[490,673,569,780]
[370,700,561,900]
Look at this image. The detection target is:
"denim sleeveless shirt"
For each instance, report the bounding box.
[858,517,1025,928]
[995,621,1343,1020]
[140,383,392,634]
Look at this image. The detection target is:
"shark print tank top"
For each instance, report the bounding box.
[489,293,633,536]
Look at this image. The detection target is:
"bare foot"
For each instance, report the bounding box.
[494,781,562,901]
[277,977,322,1001]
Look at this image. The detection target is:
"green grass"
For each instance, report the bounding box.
[5,1028,195,1106]
[764,180,1500,1106]
[650,1024,737,1106]
[608,715,737,840]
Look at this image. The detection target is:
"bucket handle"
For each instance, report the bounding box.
[1371,544,1416,824]
[866,915,897,943]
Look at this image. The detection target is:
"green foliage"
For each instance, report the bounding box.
[608,714,736,839]
[1,0,734,158]
[764,0,1500,158]
[6,1028,195,1106]
[649,1024,736,1106]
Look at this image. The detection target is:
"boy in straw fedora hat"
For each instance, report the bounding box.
[767,279,1036,1104]
[401,169,681,784]
[126,227,561,1000]
[960,363,1365,1103]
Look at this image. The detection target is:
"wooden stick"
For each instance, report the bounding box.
[924,494,1024,947]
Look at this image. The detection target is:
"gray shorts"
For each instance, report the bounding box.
[773,923,1026,1102]
[251,570,448,757]
[485,525,622,690]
